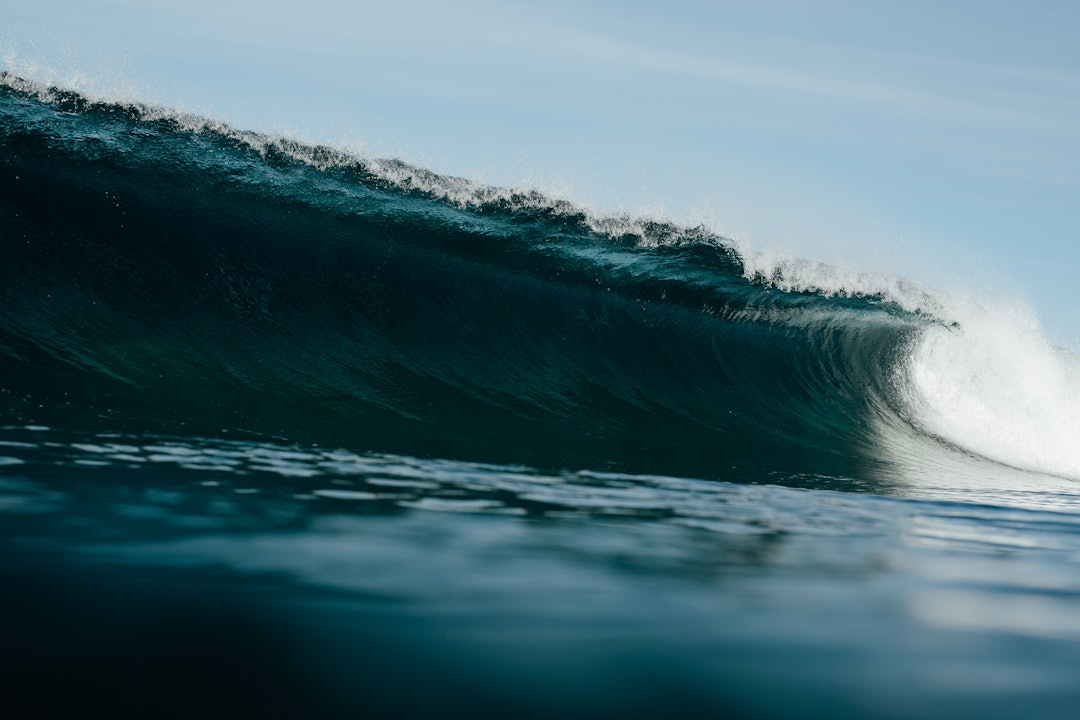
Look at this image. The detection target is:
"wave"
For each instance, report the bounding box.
[2,73,1077,487]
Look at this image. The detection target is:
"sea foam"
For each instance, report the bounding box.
[907,301,1080,481]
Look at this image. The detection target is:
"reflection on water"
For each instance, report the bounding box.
[2,425,1080,719]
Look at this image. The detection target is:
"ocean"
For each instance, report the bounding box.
[2,73,1080,718]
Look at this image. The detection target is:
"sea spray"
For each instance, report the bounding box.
[906,300,1080,480]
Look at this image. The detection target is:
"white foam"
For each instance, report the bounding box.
[903,298,1080,481]
[734,241,952,318]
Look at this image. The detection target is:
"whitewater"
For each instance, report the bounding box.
[3,73,1080,719]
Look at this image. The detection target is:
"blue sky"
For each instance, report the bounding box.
[4,0,1080,343]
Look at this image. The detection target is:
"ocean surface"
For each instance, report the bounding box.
[3,73,1080,718]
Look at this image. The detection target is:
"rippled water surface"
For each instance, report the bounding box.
[3,425,1080,719]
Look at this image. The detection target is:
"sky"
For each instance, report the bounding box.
[3,0,1080,344]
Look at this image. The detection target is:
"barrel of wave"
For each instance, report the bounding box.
[904,297,1080,482]
[734,243,1080,483]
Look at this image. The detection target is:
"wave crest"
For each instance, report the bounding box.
[2,75,1077,487]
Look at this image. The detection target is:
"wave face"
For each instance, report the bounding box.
[0,75,1073,489]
